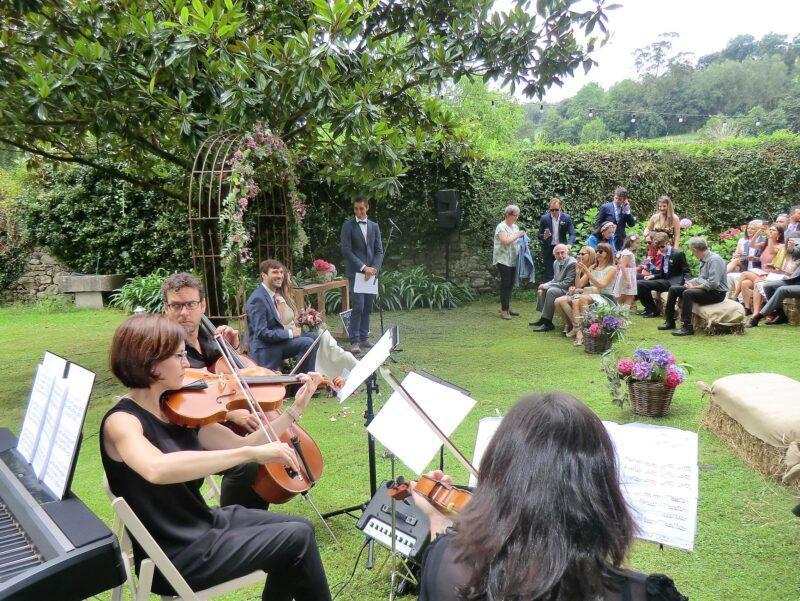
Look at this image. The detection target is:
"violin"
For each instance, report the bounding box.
[389,474,472,515]
[162,315,328,505]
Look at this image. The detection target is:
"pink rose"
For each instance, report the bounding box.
[238,197,249,209]
[618,359,635,377]
[731,228,741,235]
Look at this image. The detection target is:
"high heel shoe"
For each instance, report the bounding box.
[566,327,578,338]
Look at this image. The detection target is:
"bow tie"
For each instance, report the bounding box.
[358,220,367,225]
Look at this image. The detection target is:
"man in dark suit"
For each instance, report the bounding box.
[340,197,384,354]
[595,186,636,249]
[537,197,576,283]
[246,259,318,372]
[635,232,692,317]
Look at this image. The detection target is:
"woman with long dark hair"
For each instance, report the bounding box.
[416,392,686,601]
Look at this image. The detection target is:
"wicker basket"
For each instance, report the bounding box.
[583,331,612,354]
[784,298,800,326]
[628,380,675,417]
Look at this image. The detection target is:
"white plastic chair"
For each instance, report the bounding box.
[103,476,264,600]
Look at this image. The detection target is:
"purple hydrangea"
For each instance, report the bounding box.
[633,348,651,362]
[632,361,654,381]
[650,345,672,368]
[602,315,622,331]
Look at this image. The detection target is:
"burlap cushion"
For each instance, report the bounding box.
[692,298,745,326]
[709,373,800,482]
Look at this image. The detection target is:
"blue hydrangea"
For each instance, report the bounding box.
[633,348,651,362]
[650,345,672,368]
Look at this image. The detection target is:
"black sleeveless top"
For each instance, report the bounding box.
[99,398,216,564]
[418,532,687,601]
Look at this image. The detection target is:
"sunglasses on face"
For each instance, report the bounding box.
[549,209,560,212]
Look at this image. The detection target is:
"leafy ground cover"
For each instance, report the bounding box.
[0,299,798,600]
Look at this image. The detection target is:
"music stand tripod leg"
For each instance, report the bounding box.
[301,491,339,546]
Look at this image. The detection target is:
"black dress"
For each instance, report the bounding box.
[100,398,331,601]
[418,532,687,601]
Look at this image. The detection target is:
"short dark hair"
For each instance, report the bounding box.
[161,272,204,304]
[259,259,286,275]
[353,196,369,208]
[614,186,628,199]
[451,392,635,600]
[651,231,670,245]
[110,314,186,389]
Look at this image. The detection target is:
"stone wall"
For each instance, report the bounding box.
[0,248,70,304]
[393,231,498,293]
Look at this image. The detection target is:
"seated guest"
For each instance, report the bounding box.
[554,246,596,335]
[786,205,800,236]
[734,223,785,313]
[658,237,728,336]
[636,233,691,318]
[745,237,799,320]
[776,213,789,230]
[101,314,332,599]
[612,234,640,307]
[572,243,617,347]
[415,392,687,601]
[638,234,662,279]
[531,244,576,332]
[747,238,800,326]
[727,220,764,274]
[643,194,681,249]
[536,197,576,283]
[586,221,618,252]
[247,259,318,373]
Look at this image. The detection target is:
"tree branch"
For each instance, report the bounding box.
[0,137,183,200]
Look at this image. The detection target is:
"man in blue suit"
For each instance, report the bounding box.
[537,197,576,282]
[595,186,636,249]
[246,259,318,372]
[340,197,384,354]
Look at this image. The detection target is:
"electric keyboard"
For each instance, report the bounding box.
[356,481,430,558]
[0,428,125,600]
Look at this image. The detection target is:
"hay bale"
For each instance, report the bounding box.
[703,402,799,488]
[691,312,745,335]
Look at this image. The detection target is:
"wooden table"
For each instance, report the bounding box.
[292,278,351,339]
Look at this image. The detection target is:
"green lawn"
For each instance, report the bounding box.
[0,299,799,600]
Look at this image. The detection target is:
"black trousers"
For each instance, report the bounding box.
[665,286,726,325]
[221,462,269,511]
[541,243,555,282]
[168,505,331,601]
[636,279,672,314]
[496,263,515,311]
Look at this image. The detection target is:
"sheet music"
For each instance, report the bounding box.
[42,351,68,376]
[42,363,95,499]
[353,272,379,295]
[16,364,58,463]
[468,416,502,487]
[337,328,394,402]
[603,421,698,551]
[31,378,68,479]
[369,371,475,474]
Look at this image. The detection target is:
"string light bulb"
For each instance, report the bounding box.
[630,114,637,123]
[588,109,594,118]
[755,119,761,127]
[722,120,728,127]
[540,104,544,112]
[678,116,684,123]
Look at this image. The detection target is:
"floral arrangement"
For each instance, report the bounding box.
[679,218,693,228]
[218,123,307,315]
[297,306,325,331]
[314,259,336,274]
[579,303,630,343]
[602,345,692,407]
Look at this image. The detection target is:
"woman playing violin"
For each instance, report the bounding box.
[414,392,686,601]
[100,314,331,600]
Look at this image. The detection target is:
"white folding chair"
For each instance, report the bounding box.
[103,476,264,600]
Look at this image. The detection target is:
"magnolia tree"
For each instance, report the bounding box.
[0,0,615,198]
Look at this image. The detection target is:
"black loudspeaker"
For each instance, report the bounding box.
[435,189,461,229]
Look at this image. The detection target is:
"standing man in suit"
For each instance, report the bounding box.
[635,232,692,317]
[537,197,576,283]
[530,244,576,332]
[246,259,318,372]
[595,186,636,250]
[341,197,384,354]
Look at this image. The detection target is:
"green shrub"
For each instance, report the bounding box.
[0,204,29,292]
[21,161,191,277]
[110,269,169,313]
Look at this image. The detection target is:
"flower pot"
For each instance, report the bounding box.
[628,380,675,417]
[316,270,334,283]
[583,331,612,354]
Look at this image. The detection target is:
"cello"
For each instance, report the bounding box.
[164,315,331,504]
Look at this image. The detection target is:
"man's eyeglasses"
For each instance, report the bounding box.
[549,208,560,213]
[166,301,201,312]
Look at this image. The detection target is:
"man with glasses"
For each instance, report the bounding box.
[537,197,576,283]
[635,232,691,318]
[162,272,268,509]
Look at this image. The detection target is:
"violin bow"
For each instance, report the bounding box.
[288,330,324,376]
[379,367,479,480]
